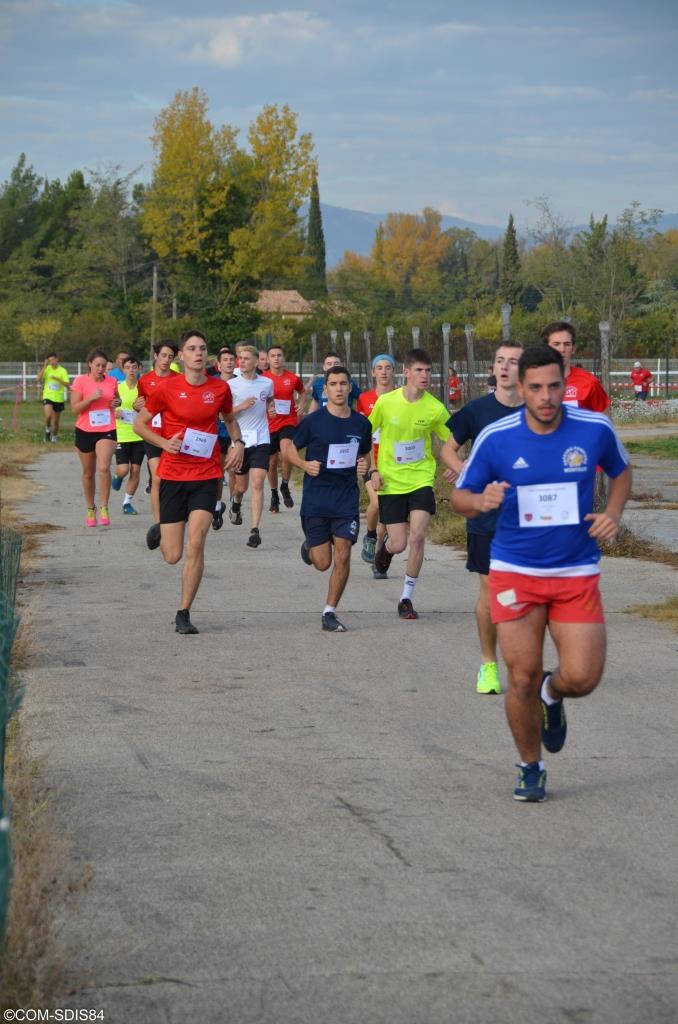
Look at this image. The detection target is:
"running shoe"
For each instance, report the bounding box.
[397,598,419,620]
[540,671,567,753]
[246,527,262,548]
[86,508,97,528]
[513,762,546,802]
[175,609,199,635]
[269,491,280,513]
[322,611,347,632]
[280,482,294,508]
[229,497,242,525]
[372,565,389,580]
[122,503,138,515]
[111,475,123,492]
[476,662,501,695]
[373,535,393,575]
[361,534,376,564]
[50,435,58,444]
[300,540,312,565]
[44,429,51,443]
[98,506,110,526]
[146,523,161,550]
[212,501,225,531]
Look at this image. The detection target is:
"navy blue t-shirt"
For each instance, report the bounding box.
[450,393,524,536]
[293,408,372,517]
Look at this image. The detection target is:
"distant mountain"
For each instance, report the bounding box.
[301,203,678,269]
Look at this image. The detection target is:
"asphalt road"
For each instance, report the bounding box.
[16,452,678,1024]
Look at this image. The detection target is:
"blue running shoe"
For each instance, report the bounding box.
[513,762,546,802]
[122,503,138,515]
[361,534,376,563]
[111,475,123,491]
[540,671,567,753]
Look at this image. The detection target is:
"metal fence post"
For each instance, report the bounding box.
[464,323,477,401]
[442,323,451,409]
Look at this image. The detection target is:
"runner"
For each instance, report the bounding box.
[263,344,305,513]
[213,346,236,530]
[308,352,361,412]
[444,343,523,694]
[133,330,244,634]
[257,349,270,374]
[227,345,274,548]
[70,348,120,527]
[355,353,395,571]
[37,352,71,443]
[369,348,459,619]
[542,321,609,412]
[111,354,145,515]
[448,368,462,409]
[108,350,131,383]
[630,360,654,401]
[281,365,372,632]
[136,340,179,540]
[452,345,631,802]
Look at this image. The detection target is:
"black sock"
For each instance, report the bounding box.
[367,529,377,539]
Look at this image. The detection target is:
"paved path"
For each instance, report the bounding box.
[17,453,678,1024]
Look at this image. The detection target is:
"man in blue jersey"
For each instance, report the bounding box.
[452,345,631,803]
[282,366,372,633]
[445,342,523,694]
[308,352,361,412]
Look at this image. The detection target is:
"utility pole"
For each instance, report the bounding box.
[441,323,451,408]
[464,323,477,401]
[599,321,611,397]
[149,263,158,364]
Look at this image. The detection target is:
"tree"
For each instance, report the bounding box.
[304,171,327,297]
[499,213,522,306]
[18,317,61,362]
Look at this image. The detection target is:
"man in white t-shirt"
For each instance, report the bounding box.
[228,345,274,547]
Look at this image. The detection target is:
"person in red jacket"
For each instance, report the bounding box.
[630,360,654,400]
[448,370,462,407]
[542,321,609,412]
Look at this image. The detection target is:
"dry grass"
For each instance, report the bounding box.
[603,523,678,568]
[625,595,678,633]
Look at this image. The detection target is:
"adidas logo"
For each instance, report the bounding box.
[512,456,529,469]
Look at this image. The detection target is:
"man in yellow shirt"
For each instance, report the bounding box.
[112,355,145,514]
[37,352,71,443]
[369,348,458,619]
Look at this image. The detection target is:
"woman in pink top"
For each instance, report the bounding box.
[70,348,120,527]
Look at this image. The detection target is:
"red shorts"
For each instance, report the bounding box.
[488,570,605,624]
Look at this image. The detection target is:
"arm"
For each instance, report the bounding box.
[70,384,102,416]
[440,437,465,484]
[132,407,183,454]
[584,465,632,541]
[280,437,322,477]
[222,412,244,471]
[451,482,510,519]
[232,396,257,415]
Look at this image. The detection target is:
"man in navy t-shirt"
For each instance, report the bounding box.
[308,352,361,412]
[446,342,524,695]
[282,366,372,633]
[453,345,631,803]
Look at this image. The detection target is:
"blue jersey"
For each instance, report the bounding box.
[312,376,361,409]
[293,408,372,518]
[450,393,524,536]
[456,405,629,575]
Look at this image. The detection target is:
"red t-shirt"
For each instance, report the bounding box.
[448,375,462,402]
[264,370,304,432]
[144,375,233,481]
[137,369,178,434]
[563,366,609,412]
[357,389,384,465]
[630,368,653,394]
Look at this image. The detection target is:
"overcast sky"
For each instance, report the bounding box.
[2,0,677,229]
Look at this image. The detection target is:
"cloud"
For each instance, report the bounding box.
[630,88,678,102]
[506,85,607,101]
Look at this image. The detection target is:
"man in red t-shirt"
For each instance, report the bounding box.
[630,360,654,400]
[263,344,305,512]
[542,321,609,412]
[134,330,244,634]
[448,371,462,407]
[356,353,395,570]
[135,340,179,526]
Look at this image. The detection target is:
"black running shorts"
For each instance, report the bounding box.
[377,486,436,524]
[159,478,219,524]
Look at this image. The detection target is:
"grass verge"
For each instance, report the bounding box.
[602,523,678,569]
[625,595,678,633]
[624,437,678,460]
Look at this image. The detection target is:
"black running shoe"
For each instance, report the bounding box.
[175,609,199,634]
[212,501,225,531]
[374,535,393,575]
[322,611,346,632]
[280,481,294,508]
[397,598,419,620]
[300,540,312,565]
[269,490,280,513]
[146,523,161,550]
[229,497,242,525]
[540,671,567,753]
[246,527,262,548]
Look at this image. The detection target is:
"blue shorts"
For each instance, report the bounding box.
[302,515,359,548]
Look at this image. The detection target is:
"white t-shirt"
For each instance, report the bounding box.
[228,374,273,447]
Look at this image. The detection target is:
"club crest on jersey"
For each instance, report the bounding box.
[202,391,215,404]
[563,446,587,472]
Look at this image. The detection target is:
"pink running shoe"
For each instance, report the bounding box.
[98,505,110,526]
[86,508,97,528]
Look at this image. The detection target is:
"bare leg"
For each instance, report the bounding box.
[77,449,96,507]
[126,463,141,497]
[547,621,607,700]
[180,510,212,610]
[476,574,497,662]
[327,538,352,607]
[160,521,186,565]
[149,457,161,522]
[51,409,61,436]
[95,439,116,506]
[249,468,266,529]
[309,543,332,572]
[497,607,548,763]
[404,509,430,578]
[233,471,249,504]
[365,482,379,533]
[268,452,279,491]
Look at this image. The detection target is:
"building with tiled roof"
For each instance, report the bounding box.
[255,290,313,319]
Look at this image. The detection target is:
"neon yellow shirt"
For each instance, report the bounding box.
[41,365,70,402]
[368,388,450,494]
[115,380,141,443]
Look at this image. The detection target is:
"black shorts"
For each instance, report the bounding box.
[43,399,65,412]
[159,478,219,524]
[378,486,436,524]
[115,440,145,466]
[236,443,271,475]
[302,515,360,548]
[144,440,163,461]
[269,425,296,456]
[466,532,492,575]
[218,435,231,455]
[74,427,117,453]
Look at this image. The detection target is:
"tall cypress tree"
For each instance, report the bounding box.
[305,172,327,297]
[500,212,522,306]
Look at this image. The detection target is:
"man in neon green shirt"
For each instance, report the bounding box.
[37,352,71,443]
[369,347,458,619]
[112,354,145,514]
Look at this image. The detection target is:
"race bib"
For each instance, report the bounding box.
[393,438,425,464]
[151,413,162,428]
[373,428,381,444]
[241,428,257,448]
[119,409,136,424]
[180,428,217,459]
[634,385,643,393]
[327,441,359,469]
[88,408,111,427]
[517,482,579,527]
[48,380,60,392]
[274,399,291,415]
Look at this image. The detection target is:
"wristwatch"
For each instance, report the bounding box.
[234,438,245,446]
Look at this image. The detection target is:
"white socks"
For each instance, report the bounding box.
[323,604,336,616]
[400,575,417,603]
[123,493,133,506]
[541,673,558,705]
